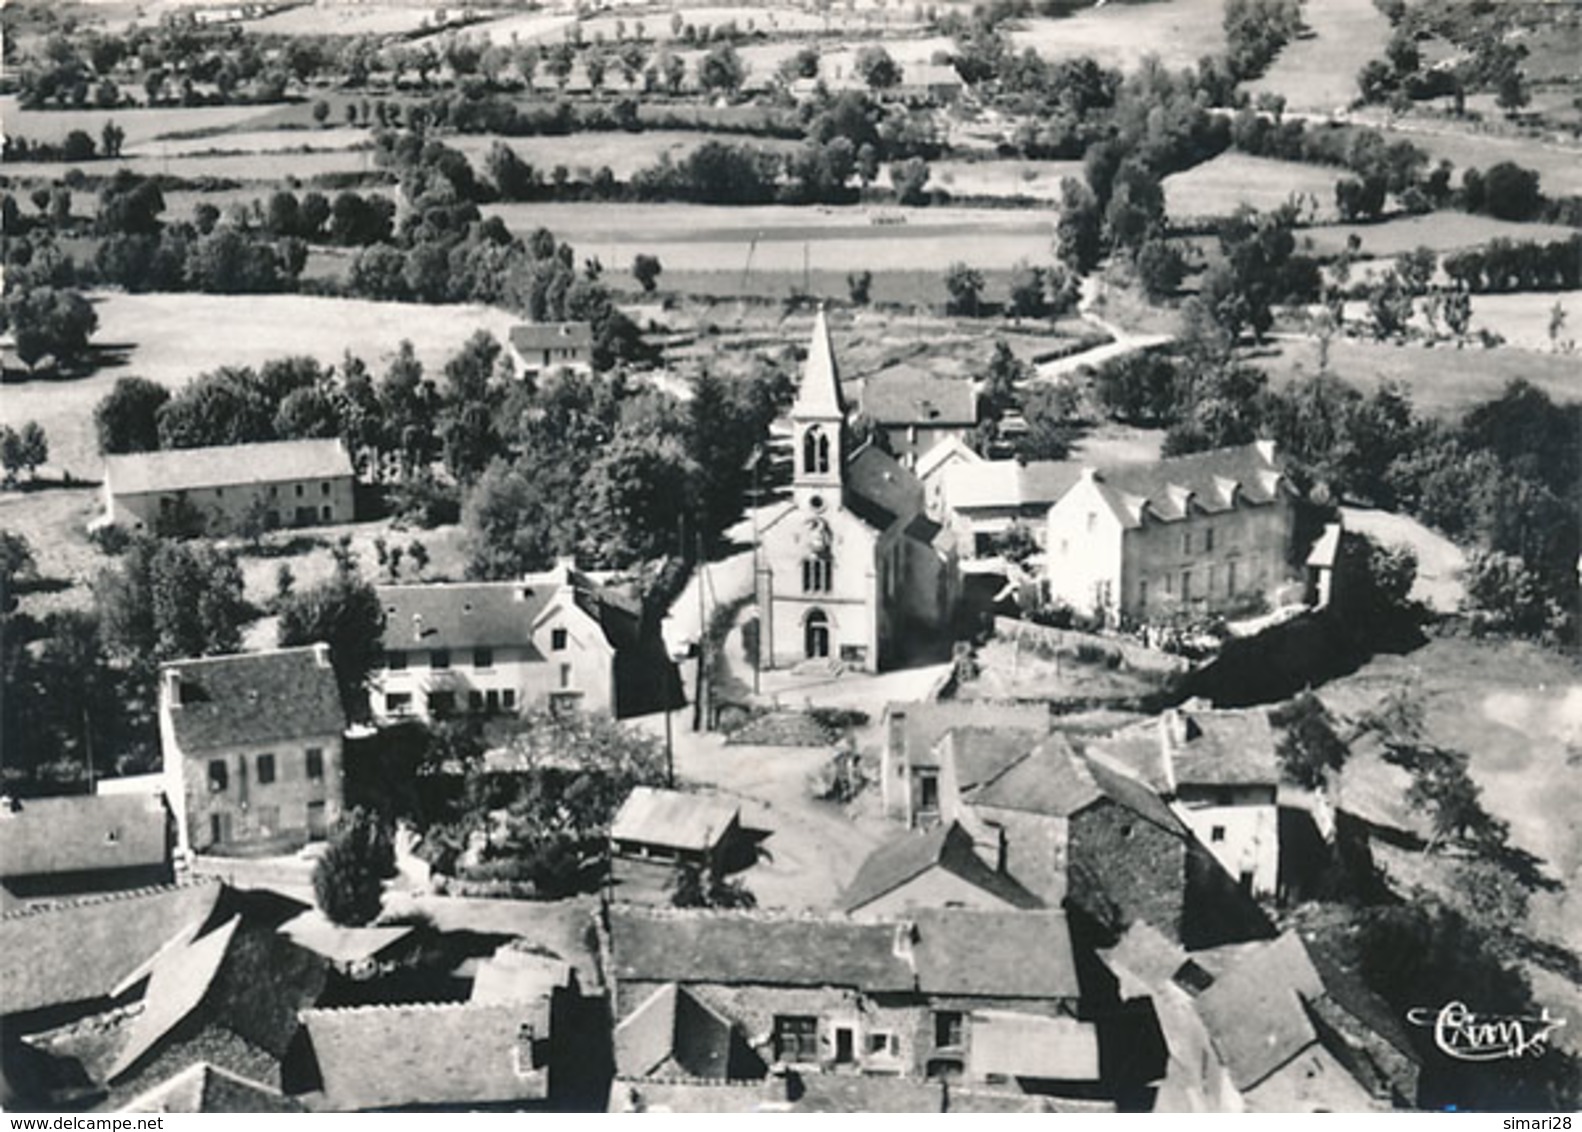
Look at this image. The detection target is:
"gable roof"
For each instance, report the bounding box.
[508,321,592,353]
[1083,752,1190,837]
[930,726,1038,788]
[887,701,1049,764]
[860,369,978,427]
[911,908,1080,999]
[1164,706,1279,788]
[378,581,552,653]
[0,881,223,1018]
[1100,920,1191,1000]
[1191,932,1325,1090]
[845,443,924,530]
[914,434,982,483]
[791,307,845,419]
[105,438,352,497]
[162,646,345,754]
[0,794,168,880]
[839,821,1042,915]
[108,916,241,1082]
[117,1061,301,1114]
[943,459,1082,512]
[608,907,914,992]
[613,983,737,1079]
[610,787,740,855]
[968,733,1103,817]
[1078,441,1287,530]
[301,1001,552,1111]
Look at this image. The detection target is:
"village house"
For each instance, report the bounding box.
[100,438,356,534]
[916,435,983,518]
[371,559,671,723]
[507,322,593,380]
[935,459,1082,557]
[0,793,172,909]
[1091,703,1281,899]
[1043,441,1298,624]
[879,700,1050,825]
[158,644,346,859]
[855,364,980,471]
[755,311,960,672]
[839,821,1042,919]
[606,905,1101,1095]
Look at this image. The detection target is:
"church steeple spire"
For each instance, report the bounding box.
[791,305,845,422]
[790,306,844,502]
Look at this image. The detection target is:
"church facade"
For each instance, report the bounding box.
[755,310,960,673]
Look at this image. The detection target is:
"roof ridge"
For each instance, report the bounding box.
[161,643,328,669]
[300,1000,528,1018]
[0,877,220,921]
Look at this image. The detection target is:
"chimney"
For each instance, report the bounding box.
[893,920,917,967]
[163,669,184,708]
[313,642,332,669]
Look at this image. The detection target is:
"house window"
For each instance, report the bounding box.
[1204,527,1215,552]
[1208,565,1217,596]
[386,650,407,671]
[1182,532,1191,555]
[559,663,572,689]
[430,649,451,670]
[257,753,276,785]
[208,760,229,792]
[1180,569,1192,601]
[773,1015,819,1063]
[269,485,278,498]
[551,628,568,651]
[1227,560,1238,594]
[321,505,332,522]
[1211,825,1226,843]
[469,690,485,713]
[485,689,502,715]
[867,1032,898,1057]
[295,483,305,498]
[550,691,579,716]
[918,771,939,815]
[801,427,831,476]
[802,556,831,593]
[215,488,223,499]
[473,647,494,669]
[502,689,517,711]
[306,747,324,780]
[933,1011,964,1050]
[1138,579,1149,609]
[321,481,330,496]
[386,691,412,714]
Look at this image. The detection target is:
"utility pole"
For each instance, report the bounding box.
[693,528,707,732]
[748,445,763,696]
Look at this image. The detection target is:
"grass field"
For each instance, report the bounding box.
[0,293,520,481]
[1252,334,1582,416]
[407,11,575,46]
[926,158,1085,201]
[1334,289,1581,352]
[247,3,450,36]
[1163,152,1341,221]
[1389,122,1582,196]
[1242,0,1392,114]
[1303,212,1580,258]
[448,129,803,179]
[1009,0,1226,72]
[4,147,380,183]
[1,98,278,147]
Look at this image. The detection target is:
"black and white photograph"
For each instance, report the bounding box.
[1,0,1579,1115]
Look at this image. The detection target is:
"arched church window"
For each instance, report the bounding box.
[815,431,831,473]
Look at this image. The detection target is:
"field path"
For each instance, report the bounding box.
[1032,277,1173,383]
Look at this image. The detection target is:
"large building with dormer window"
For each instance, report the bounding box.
[755,310,960,672]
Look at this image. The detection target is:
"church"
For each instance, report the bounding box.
[755,310,961,673]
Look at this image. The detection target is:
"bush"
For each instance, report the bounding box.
[312,808,395,926]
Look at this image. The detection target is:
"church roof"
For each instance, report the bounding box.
[791,307,845,420]
[845,444,923,530]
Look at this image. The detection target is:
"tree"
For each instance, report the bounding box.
[96,537,249,662]
[17,422,48,480]
[631,253,662,293]
[276,549,384,720]
[313,807,394,926]
[1006,260,1047,319]
[3,285,98,371]
[311,98,330,126]
[943,261,984,316]
[698,43,745,94]
[1481,162,1541,222]
[669,862,757,908]
[854,44,901,89]
[1460,548,1556,638]
[99,120,125,159]
[889,157,930,206]
[0,430,24,487]
[62,129,96,163]
[1056,176,1102,273]
[980,340,1026,421]
[1270,692,1348,789]
[1134,238,1186,300]
[0,530,35,607]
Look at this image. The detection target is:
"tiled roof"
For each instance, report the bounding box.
[613,983,736,1079]
[791,308,845,419]
[162,645,345,754]
[968,1009,1100,1081]
[116,1061,301,1113]
[301,1001,552,1111]
[1191,932,1325,1090]
[1084,441,1287,530]
[608,907,914,992]
[845,443,924,530]
[0,881,223,1018]
[968,733,1103,817]
[943,459,1081,511]
[912,908,1080,1000]
[108,916,241,1082]
[838,821,1042,914]
[610,787,740,855]
[0,794,168,880]
[886,701,1048,768]
[1165,706,1279,788]
[105,438,352,497]
[860,369,978,426]
[508,321,592,353]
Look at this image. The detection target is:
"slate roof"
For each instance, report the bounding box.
[105,438,352,497]
[889,701,1048,767]
[860,369,978,426]
[913,434,981,483]
[117,1061,301,1114]
[791,307,845,419]
[378,581,554,652]
[0,794,168,879]
[1100,920,1190,1000]
[108,916,241,1082]
[301,1001,552,1111]
[162,645,345,754]
[968,1010,1100,1081]
[927,726,1039,786]
[1082,441,1287,530]
[838,821,1042,914]
[1083,752,1191,837]
[0,881,223,1018]
[1165,706,1279,788]
[967,734,1103,817]
[508,321,592,353]
[607,907,914,992]
[610,787,740,855]
[845,443,924,530]
[1088,719,1173,792]
[1191,932,1325,1091]
[942,459,1082,511]
[613,983,736,1079]
[911,908,1080,1000]
[470,943,574,1006]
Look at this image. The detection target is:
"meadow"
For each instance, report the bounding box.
[1163,152,1342,222]
[1008,0,1227,72]
[1242,0,1393,114]
[1,98,278,147]
[1303,212,1580,257]
[1389,121,1582,196]
[447,130,802,179]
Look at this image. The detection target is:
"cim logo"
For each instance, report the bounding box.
[1407,1001,1568,1062]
